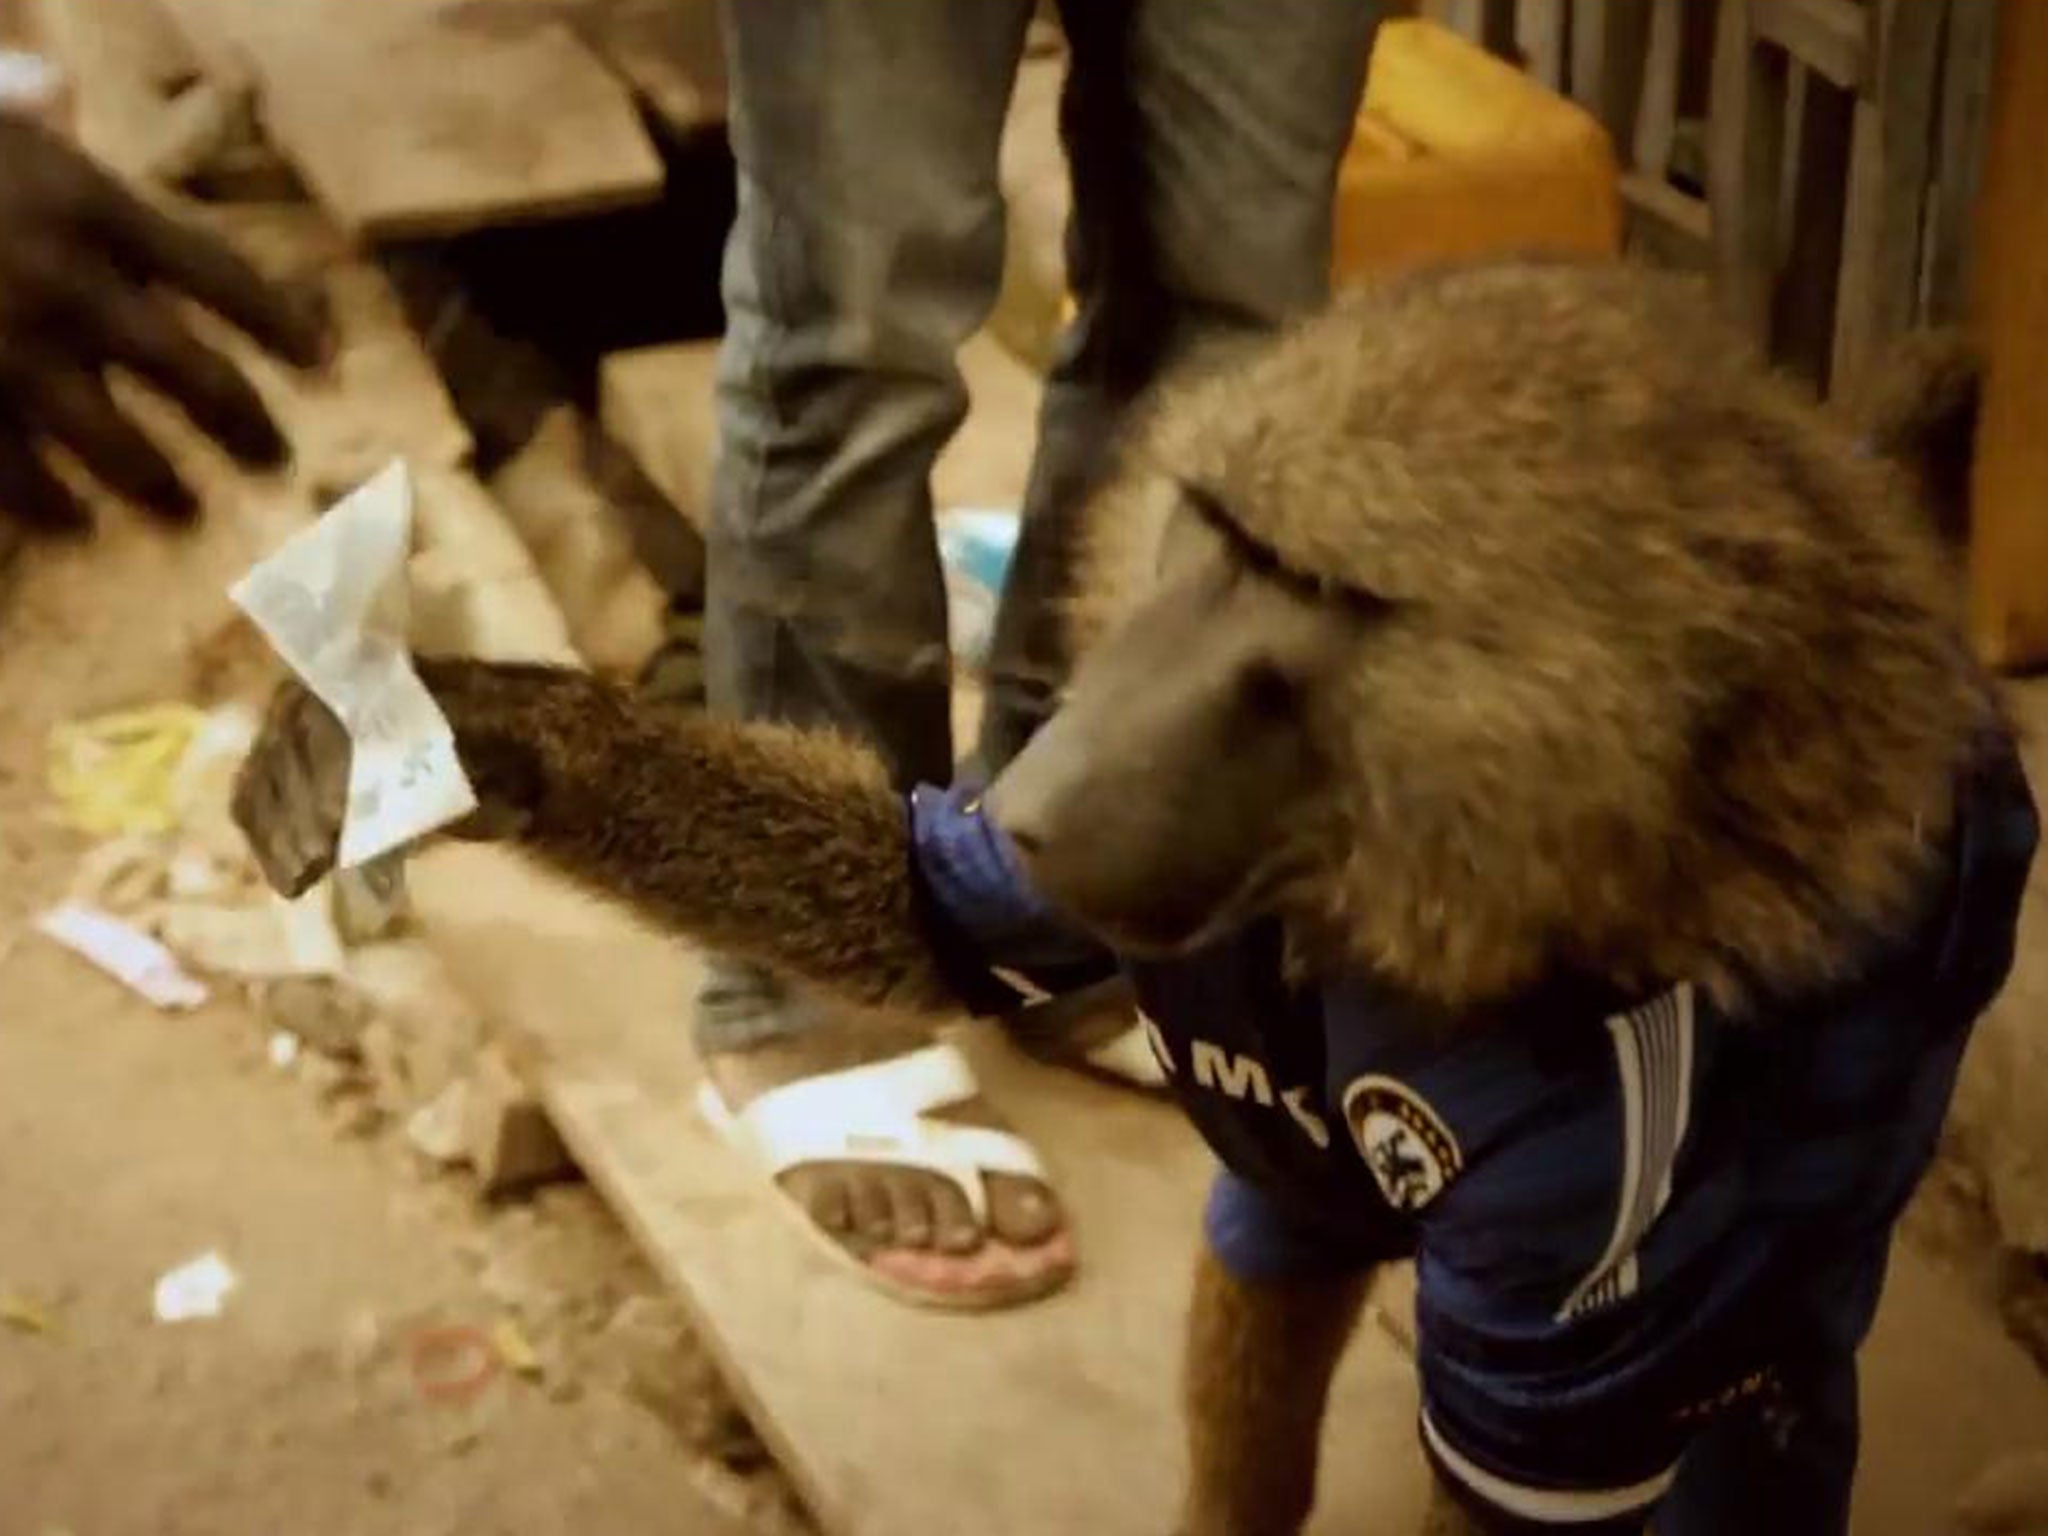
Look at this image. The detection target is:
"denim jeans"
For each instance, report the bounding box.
[699,0,1379,1050]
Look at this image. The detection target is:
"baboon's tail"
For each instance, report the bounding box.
[1843,329,1983,550]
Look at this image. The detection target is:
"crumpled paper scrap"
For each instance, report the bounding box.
[230,460,477,870]
[152,1250,239,1323]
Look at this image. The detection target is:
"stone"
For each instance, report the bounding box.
[405,1079,472,1167]
[262,975,373,1061]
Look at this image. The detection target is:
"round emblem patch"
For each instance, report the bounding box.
[1341,1075,1463,1213]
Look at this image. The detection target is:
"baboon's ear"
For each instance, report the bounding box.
[1841,328,1982,552]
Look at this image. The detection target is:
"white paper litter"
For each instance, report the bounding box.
[0,51,65,117]
[35,903,209,1011]
[229,461,477,870]
[152,1250,239,1322]
[267,1031,302,1070]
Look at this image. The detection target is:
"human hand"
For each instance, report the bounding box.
[0,113,333,534]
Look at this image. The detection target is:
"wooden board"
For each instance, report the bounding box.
[159,0,663,238]
[1923,0,1997,328]
[1621,171,1713,271]
[1707,0,1788,350]
[1514,0,1568,93]
[25,0,209,175]
[600,329,1045,535]
[1630,0,1684,177]
[1968,0,2048,669]
[599,341,719,532]
[1750,0,1868,92]
[404,841,2048,1536]
[1568,0,1652,151]
[1831,0,1944,397]
[576,0,726,136]
[409,846,1436,1536]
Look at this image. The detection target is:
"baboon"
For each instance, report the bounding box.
[234,260,2037,1534]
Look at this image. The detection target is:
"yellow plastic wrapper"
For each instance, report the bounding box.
[0,1288,60,1337]
[491,1316,543,1380]
[47,705,209,836]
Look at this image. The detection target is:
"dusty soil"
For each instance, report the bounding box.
[4,464,2047,1536]
[0,504,800,1536]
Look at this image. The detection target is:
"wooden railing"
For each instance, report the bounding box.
[1420,0,1997,402]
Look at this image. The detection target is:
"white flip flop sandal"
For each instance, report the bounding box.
[999,975,1170,1093]
[1076,1021,1169,1090]
[697,1041,1074,1311]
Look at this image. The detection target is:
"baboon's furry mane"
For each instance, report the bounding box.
[1069,260,1995,1015]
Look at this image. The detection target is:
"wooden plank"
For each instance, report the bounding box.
[1923,0,1997,326]
[1777,61,1810,259]
[601,330,1047,537]
[1630,0,1684,176]
[1477,0,1518,60]
[400,851,2048,1536]
[1708,0,1790,347]
[1421,0,1487,44]
[1568,0,1653,151]
[137,0,247,85]
[1514,0,1568,91]
[1775,60,1854,392]
[1832,0,1945,396]
[1750,0,1868,90]
[413,1,727,134]
[1621,170,1714,270]
[577,0,726,134]
[386,414,2048,1536]
[1968,0,2048,669]
[599,342,719,534]
[410,847,1436,1536]
[158,0,664,239]
[25,0,219,177]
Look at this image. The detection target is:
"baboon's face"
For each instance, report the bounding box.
[987,261,1976,1006]
[988,495,1366,956]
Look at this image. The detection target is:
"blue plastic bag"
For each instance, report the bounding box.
[938,507,1020,672]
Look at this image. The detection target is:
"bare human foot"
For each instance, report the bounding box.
[698,976,1074,1309]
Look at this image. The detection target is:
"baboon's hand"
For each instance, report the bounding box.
[232,680,351,898]
[231,669,545,897]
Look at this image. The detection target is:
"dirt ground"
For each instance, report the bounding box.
[0,505,802,1536]
[4,469,2048,1536]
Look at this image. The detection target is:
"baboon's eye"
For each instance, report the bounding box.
[1177,477,1391,619]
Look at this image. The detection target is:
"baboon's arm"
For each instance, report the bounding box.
[1178,1247,1369,1536]
[234,659,965,1016]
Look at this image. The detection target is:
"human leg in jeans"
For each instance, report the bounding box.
[698,0,1073,1309]
[699,0,1376,1309]
[976,0,1380,768]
